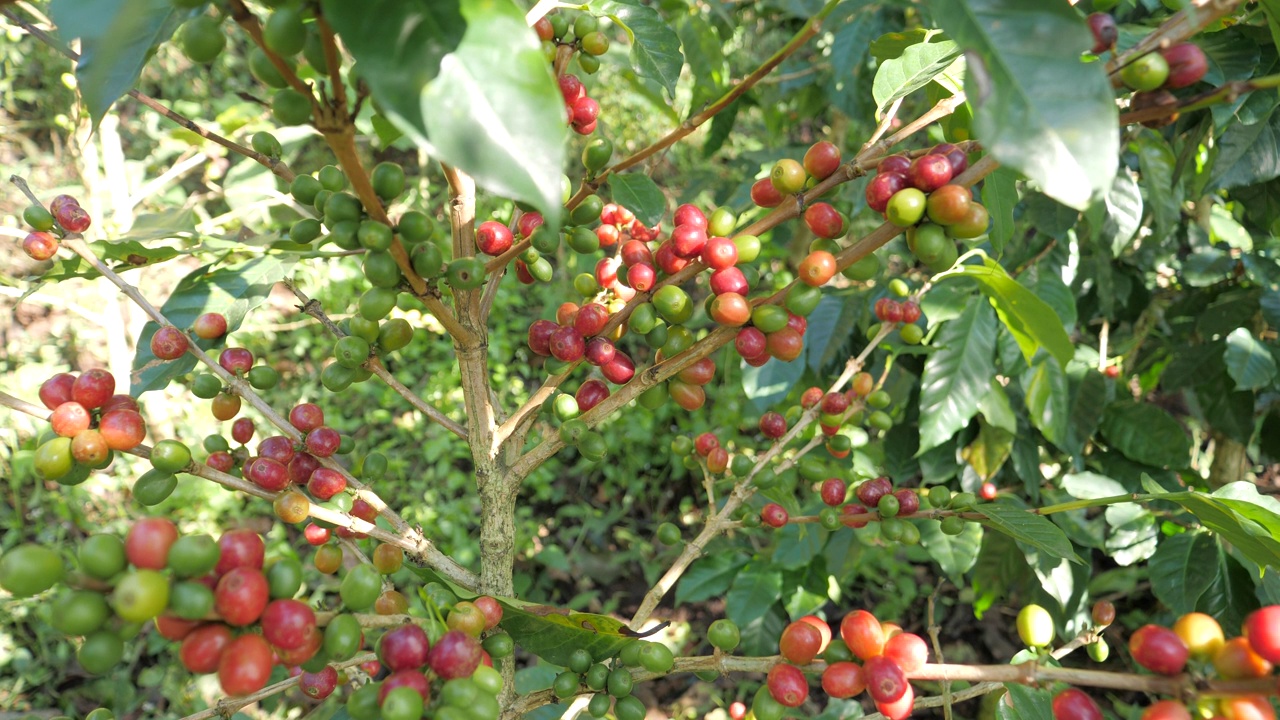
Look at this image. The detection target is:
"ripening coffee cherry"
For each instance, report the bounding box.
[804,141,842,180]
[779,621,823,664]
[840,610,885,660]
[1120,53,1170,92]
[1243,605,1280,663]
[804,203,844,239]
[1172,612,1224,660]
[150,326,189,360]
[1017,604,1055,648]
[1087,13,1117,54]
[761,503,788,528]
[1161,43,1208,89]
[1129,624,1189,675]
[1052,688,1103,720]
[907,154,953,193]
[22,231,59,261]
[885,188,927,227]
[863,655,908,703]
[798,250,838,287]
[1213,636,1273,679]
[770,159,807,195]
[766,663,808,707]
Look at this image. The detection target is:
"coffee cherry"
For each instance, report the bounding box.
[0,543,64,597]
[840,610,885,660]
[1213,636,1273,678]
[71,369,115,410]
[885,188,927,226]
[1053,688,1103,720]
[779,620,823,664]
[475,220,514,256]
[1172,612,1224,660]
[1243,605,1280,663]
[429,630,482,679]
[864,655,908,703]
[709,266,749,295]
[708,618,740,652]
[804,141,842,180]
[761,503,788,528]
[22,231,59,260]
[822,661,865,698]
[907,154,953,193]
[710,293,751,326]
[798,250,837,286]
[736,327,768,360]
[766,663,808,707]
[804,203,844,239]
[770,159,807,195]
[1016,604,1055,648]
[1142,701,1192,720]
[1086,13,1117,54]
[1129,624,1188,675]
[112,568,169,622]
[818,478,846,506]
[1220,696,1275,720]
[865,172,907,214]
[1121,52,1170,92]
[1161,42,1208,88]
[218,634,274,696]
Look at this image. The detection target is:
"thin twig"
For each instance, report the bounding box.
[179,653,376,720]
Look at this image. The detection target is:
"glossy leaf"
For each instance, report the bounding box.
[725,565,784,630]
[607,174,667,227]
[592,0,684,97]
[1224,327,1277,390]
[50,0,186,127]
[942,259,1074,367]
[975,501,1081,564]
[1134,131,1180,239]
[1149,532,1216,614]
[1098,401,1192,469]
[999,676,1054,720]
[1103,503,1157,567]
[929,0,1117,209]
[498,603,637,666]
[742,355,806,414]
[1060,472,1126,500]
[676,553,750,605]
[981,166,1019,255]
[918,517,983,583]
[132,256,296,395]
[1212,106,1280,190]
[805,294,861,373]
[872,39,961,116]
[917,300,997,453]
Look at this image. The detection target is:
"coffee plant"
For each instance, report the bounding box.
[2,0,1280,719]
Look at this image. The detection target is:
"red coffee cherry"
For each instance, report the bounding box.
[766,663,809,707]
[193,312,229,339]
[761,503,789,528]
[1129,624,1189,675]
[1141,701,1192,720]
[218,347,254,375]
[575,379,610,412]
[51,401,91,438]
[864,655,908,703]
[907,154,953,193]
[876,683,915,720]
[215,567,270,626]
[180,622,232,673]
[475,220,514,256]
[232,417,255,445]
[840,609,886,660]
[427,629,482,679]
[1087,13,1117,55]
[126,517,179,569]
[779,620,823,664]
[56,202,91,233]
[289,403,324,432]
[900,301,921,324]
[150,326,189,360]
[822,661,865,698]
[307,467,347,500]
[527,319,558,356]
[840,504,869,529]
[1091,600,1115,627]
[1213,636,1273,679]
[39,373,77,410]
[729,702,747,720]
[804,141,842,180]
[380,623,431,671]
[474,596,503,629]
[261,599,317,650]
[247,457,290,491]
[760,412,787,439]
[216,529,265,574]
[299,665,339,700]
[751,177,784,208]
[856,477,893,508]
[736,327,768,360]
[218,634,273,696]
[883,632,928,673]
[305,426,341,457]
[803,203,844,239]
[893,489,920,516]
[694,432,719,456]
[72,369,115,410]
[1243,605,1280,664]
[304,524,331,546]
[549,326,585,362]
[22,231,59,260]
[601,352,635,385]
[709,267,749,296]
[1161,43,1208,89]
[673,204,707,229]
[1053,688,1104,720]
[878,155,911,175]
[820,478,846,507]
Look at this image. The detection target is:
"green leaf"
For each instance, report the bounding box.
[725,565,784,630]
[498,603,637,666]
[918,518,983,583]
[1103,503,1158,567]
[1099,401,1192,469]
[974,501,1082,564]
[999,677,1054,720]
[742,355,806,414]
[805,293,861,373]
[607,174,667,227]
[677,14,726,110]
[870,28,938,61]
[1197,543,1260,633]
[871,40,961,117]
[592,0,684,98]
[1224,327,1277,390]
[917,300,997,453]
[131,256,296,395]
[942,258,1074,367]
[1260,0,1280,52]
[1062,367,1108,457]
[1022,355,1068,447]
[961,417,1013,480]
[772,524,823,570]
[976,378,1017,434]
[676,553,749,605]
[929,0,1117,209]
[329,0,566,226]
[981,166,1018,255]
[1061,472,1127,500]
[1212,106,1280,191]
[1101,171,1143,257]
[1134,131,1180,240]
[1160,488,1280,572]
[50,0,186,127]
[1149,532,1216,613]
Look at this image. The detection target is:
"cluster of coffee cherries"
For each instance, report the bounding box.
[32,370,146,486]
[865,145,987,273]
[707,611,928,720]
[873,290,924,345]
[1034,602,1280,720]
[1085,8,1209,129]
[534,8,611,100]
[547,639,679,720]
[16,193,92,261]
